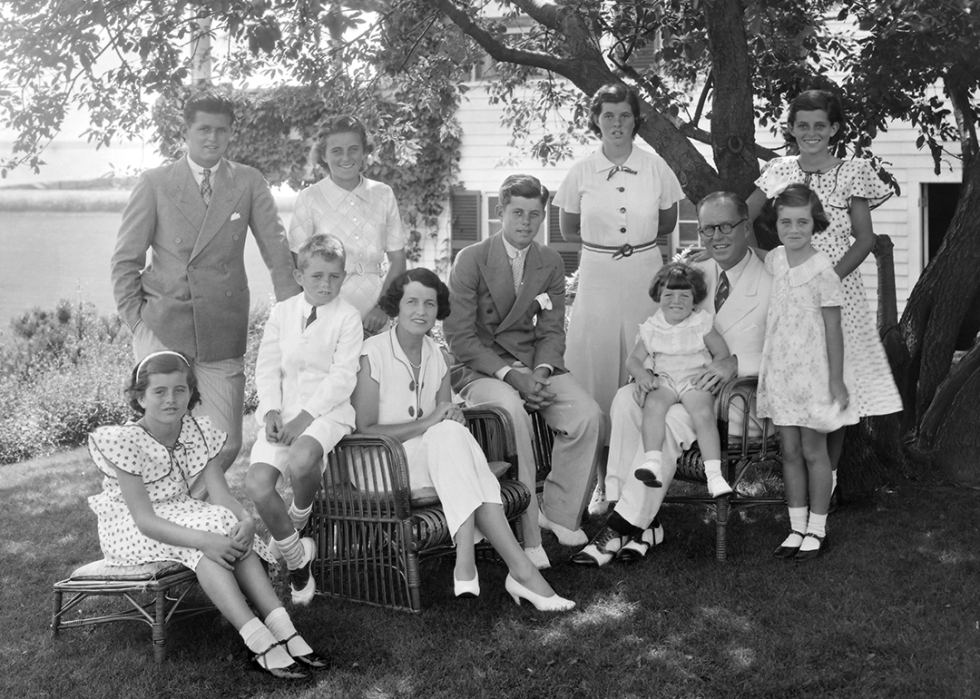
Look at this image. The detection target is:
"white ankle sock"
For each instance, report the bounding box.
[704,459,731,495]
[782,506,809,547]
[265,606,312,657]
[640,451,662,474]
[287,502,313,532]
[801,512,827,552]
[240,617,293,669]
[274,530,305,570]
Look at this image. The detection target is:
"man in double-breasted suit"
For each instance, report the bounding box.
[111,91,300,467]
[444,174,604,570]
[573,191,774,566]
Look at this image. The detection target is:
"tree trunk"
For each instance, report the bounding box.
[701,0,760,197]
[897,144,980,466]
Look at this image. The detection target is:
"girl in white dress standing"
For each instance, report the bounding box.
[758,185,858,562]
[288,115,407,335]
[87,351,327,679]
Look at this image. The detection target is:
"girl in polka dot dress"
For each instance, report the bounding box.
[87,351,327,680]
[747,89,903,487]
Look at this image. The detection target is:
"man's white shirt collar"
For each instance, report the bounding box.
[187,157,223,187]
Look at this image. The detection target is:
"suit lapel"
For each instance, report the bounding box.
[166,156,207,232]
[714,253,763,334]
[479,235,518,324]
[192,160,245,261]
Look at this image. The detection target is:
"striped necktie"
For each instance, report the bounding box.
[512,247,527,294]
[201,168,212,207]
[714,271,731,312]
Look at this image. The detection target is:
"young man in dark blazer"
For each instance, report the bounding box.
[111,91,300,476]
[445,174,605,570]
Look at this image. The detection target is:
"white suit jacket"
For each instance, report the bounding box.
[254,293,363,428]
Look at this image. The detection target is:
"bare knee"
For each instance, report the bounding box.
[245,464,277,503]
[287,438,323,478]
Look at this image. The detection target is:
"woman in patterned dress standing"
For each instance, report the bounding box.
[289,115,407,335]
[748,89,903,488]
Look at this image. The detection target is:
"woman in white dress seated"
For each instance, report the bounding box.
[351,268,574,612]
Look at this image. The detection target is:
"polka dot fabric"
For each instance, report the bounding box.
[87,415,271,570]
[756,157,903,416]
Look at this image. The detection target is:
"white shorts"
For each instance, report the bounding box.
[249,417,351,483]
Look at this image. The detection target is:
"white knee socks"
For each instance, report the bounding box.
[274,530,305,571]
[288,501,313,533]
[240,617,294,669]
[265,606,313,657]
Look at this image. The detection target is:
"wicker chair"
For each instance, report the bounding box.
[663,376,783,560]
[529,377,782,560]
[51,560,216,662]
[310,406,530,613]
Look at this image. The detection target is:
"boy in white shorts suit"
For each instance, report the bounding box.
[246,234,363,604]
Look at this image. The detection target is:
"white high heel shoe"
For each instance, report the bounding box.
[454,570,480,598]
[505,574,575,612]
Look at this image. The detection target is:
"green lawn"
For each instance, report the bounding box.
[2,443,977,699]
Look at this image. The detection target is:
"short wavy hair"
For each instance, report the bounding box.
[773,183,831,234]
[649,261,709,305]
[297,233,346,271]
[498,174,549,209]
[310,114,373,170]
[588,82,643,138]
[183,91,235,126]
[786,89,845,145]
[126,351,201,415]
[378,268,451,321]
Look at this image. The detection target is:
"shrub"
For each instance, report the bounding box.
[0,302,275,465]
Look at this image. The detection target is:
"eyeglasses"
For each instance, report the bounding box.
[698,218,747,238]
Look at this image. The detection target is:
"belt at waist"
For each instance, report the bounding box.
[581,240,659,259]
[346,262,381,276]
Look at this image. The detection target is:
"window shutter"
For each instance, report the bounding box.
[450,190,482,260]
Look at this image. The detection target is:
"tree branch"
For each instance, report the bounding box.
[429,0,572,76]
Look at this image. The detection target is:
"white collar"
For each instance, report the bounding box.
[717,250,751,288]
[187,157,222,187]
[501,235,530,261]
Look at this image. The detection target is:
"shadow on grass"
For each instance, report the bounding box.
[2,445,978,699]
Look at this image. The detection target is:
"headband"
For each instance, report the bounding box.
[136,350,190,378]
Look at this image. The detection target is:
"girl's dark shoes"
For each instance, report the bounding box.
[292,651,330,670]
[794,532,827,562]
[251,644,310,680]
[772,530,805,559]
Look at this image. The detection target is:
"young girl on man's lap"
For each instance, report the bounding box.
[627,261,733,499]
[87,351,326,680]
[758,185,858,561]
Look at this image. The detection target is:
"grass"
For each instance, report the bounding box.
[2,431,978,699]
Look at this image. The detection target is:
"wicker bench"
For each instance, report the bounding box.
[310,406,530,613]
[51,559,216,662]
[530,376,783,560]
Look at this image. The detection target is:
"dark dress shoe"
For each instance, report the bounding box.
[772,531,805,559]
[293,651,331,670]
[794,532,828,562]
[251,646,310,681]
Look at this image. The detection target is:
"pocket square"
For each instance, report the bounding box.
[230,212,241,221]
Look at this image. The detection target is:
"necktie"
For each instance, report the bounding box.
[201,168,212,207]
[606,164,638,180]
[512,247,527,294]
[714,271,731,313]
[305,305,317,329]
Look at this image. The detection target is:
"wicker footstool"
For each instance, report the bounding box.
[51,559,216,662]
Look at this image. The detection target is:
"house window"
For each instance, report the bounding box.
[448,190,581,274]
[674,198,701,257]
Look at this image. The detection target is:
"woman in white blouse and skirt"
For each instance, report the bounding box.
[554,83,683,509]
[288,115,407,335]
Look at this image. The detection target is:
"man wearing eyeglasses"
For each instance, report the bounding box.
[572,191,773,566]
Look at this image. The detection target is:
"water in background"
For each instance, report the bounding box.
[0,210,285,333]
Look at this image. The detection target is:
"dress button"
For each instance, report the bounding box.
[620,227,626,233]
[226,291,232,297]
[408,406,415,417]
[619,207,626,214]
[617,187,624,193]
[233,234,240,241]
[175,237,182,244]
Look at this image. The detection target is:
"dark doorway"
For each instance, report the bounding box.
[923,182,961,263]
